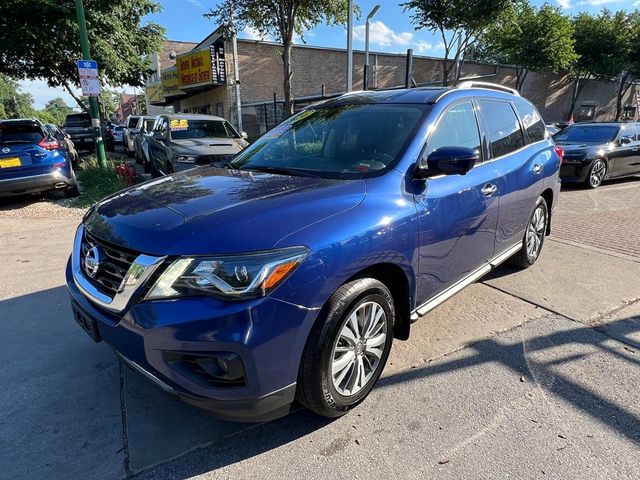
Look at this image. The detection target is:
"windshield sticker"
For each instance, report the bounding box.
[170,119,189,131]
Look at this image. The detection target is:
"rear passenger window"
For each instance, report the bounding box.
[479,100,524,158]
[426,101,481,158]
[515,101,546,143]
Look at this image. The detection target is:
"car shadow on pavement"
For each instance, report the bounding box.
[377,316,640,447]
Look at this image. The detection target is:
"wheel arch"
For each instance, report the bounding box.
[540,188,554,235]
[345,262,412,341]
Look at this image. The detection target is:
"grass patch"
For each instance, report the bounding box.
[70,156,129,208]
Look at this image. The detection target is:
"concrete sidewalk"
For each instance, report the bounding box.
[0,180,639,479]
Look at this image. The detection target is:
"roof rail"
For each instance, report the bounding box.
[455,81,520,96]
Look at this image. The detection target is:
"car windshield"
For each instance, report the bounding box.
[0,124,44,145]
[170,119,240,140]
[230,103,428,179]
[554,125,619,143]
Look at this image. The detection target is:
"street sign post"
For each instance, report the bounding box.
[73,0,106,168]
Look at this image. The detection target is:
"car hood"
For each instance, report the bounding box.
[172,137,246,155]
[85,166,366,255]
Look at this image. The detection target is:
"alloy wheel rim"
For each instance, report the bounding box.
[526,206,546,260]
[590,161,605,187]
[331,301,387,397]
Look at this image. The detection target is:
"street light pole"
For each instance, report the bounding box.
[364,4,380,90]
[74,0,107,168]
[346,0,353,92]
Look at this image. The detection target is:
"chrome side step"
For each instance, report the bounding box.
[410,242,522,321]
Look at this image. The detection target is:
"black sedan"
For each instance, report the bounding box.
[555,122,640,188]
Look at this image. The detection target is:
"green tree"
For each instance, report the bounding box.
[0,0,165,111]
[40,97,74,125]
[207,0,351,116]
[401,0,515,86]
[569,9,630,120]
[0,74,35,119]
[470,1,577,91]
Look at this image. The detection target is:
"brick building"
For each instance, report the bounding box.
[146,27,639,138]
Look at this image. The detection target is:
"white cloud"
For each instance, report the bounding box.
[186,0,205,11]
[19,79,80,110]
[239,26,273,42]
[353,21,415,48]
[578,0,623,5]
[556,0,572,8]
[416,41,433,53]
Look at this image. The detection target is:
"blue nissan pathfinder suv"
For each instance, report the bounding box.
[67,83,562,421]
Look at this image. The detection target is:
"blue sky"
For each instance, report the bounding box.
[23,0,639,109]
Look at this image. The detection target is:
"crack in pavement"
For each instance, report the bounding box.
[119,360,133,479]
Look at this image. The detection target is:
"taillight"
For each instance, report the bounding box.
[554,145,564,164]
[38,138,60,150]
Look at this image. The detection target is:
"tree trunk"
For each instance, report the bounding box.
[567,76,587,120]
[516,68,528,92]
[281,40,294,117]
[615,72,631,121]
[61,79,89,113]
[442,56,449,87]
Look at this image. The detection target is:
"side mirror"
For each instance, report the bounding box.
[619,136,631,145]
[241,131,248,140]
[416,146,479,177]
[153,131,165,141]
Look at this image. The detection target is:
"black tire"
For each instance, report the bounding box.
[143,159,151,174]
[584,158,606,189]
[509,196,548,269]
[297,278,394,418]
[135,148,143,165]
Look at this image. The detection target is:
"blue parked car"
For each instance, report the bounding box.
[0,119,78,197]
[67,83,561,421]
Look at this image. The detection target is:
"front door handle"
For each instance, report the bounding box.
[481,183,497,197]
[532,164,542,174]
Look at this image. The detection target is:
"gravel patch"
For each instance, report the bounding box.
[0,194,86,220]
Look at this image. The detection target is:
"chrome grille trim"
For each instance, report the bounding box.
[71,225,166,313]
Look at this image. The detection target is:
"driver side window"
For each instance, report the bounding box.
[424,101,481,161]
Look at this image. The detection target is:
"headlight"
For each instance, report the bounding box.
[177,155,197,163]
[146,247,309,300]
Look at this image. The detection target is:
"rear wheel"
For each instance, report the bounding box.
[297,278,394,418]
[509,196,548,269]
[64,167,80,198]
[585,159,606,189]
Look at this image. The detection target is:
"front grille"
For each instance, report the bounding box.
[80,232,138,297]
[196,154,236,165]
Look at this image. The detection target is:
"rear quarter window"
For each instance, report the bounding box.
[515,101,546,143]
[478,100,524,158]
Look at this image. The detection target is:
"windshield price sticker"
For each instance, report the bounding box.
[170,119,189,131]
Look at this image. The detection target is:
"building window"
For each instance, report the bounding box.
[622,105,636,119]
[576,103,596,121]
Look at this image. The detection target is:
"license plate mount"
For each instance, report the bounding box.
[71,302,102,343]
[0,157,21,168]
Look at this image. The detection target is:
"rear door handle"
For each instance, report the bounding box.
[481,183,497,197]
[532,164,542,174]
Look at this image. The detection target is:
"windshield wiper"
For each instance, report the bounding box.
[243,166,317,177]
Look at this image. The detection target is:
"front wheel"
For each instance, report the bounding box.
[297,278,394,418]
[509,196,548,269]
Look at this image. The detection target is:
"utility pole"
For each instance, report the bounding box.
[364,4,380,90]
[346,0,353,92]
[74,0,107,168]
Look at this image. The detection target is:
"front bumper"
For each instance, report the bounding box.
[66,257,319,422]
[0,170,74,196]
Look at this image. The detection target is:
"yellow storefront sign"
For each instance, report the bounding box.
[176,50,213,87]
[146,83,163,103]
[161,68,182,95]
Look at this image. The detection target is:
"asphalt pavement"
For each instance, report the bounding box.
[0,178,638,480]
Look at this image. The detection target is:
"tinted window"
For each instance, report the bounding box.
[127,116,140,128]
[479,100,524,158]
[231,104,427,179]
[0,124,44,145]
[619,125,636,143]
[425,101,481,158]
[515,101,546,143]
[143,119,155,132]
[553,125,619,143]
[64,114,91,126]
